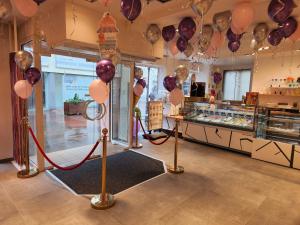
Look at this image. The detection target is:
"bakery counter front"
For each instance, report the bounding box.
[182,102,255,154]
[178,100,300,170]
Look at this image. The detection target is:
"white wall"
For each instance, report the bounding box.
[252,52,300,93]
[0,24,13,160]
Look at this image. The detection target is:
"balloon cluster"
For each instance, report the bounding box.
[133,67,146,107]
[89,59,115,104]
[163,65,189,106]
[14,51,42,99]
[226,2,254,53]
[162,17,196,57]
[268,0,299,46]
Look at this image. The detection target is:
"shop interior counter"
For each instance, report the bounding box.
[182,102,256,154]
[254,106,300,168]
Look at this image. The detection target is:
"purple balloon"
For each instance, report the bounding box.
[33,0,46,5]
[279,16,298,38]
[121,0,142,22]
[213,72,222,84]
[226,28,243,42]
[268,28,284,46]
[137,79,146,88]
[176,37,188,52]
[96,59,115,83]
[162,25,176,42]
[228,41,240,52]
[24,67,41,85]
[178,17,196,40]
[268,0,295,23]
[163,76,177,92]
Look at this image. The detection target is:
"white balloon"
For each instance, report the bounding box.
[14,80,33,99]
[89,80,109,104]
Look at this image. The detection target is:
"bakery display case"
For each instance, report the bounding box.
[182,102,256,153]
[253,106,300,167]
[183,102,255,132]
[255,107,300,144]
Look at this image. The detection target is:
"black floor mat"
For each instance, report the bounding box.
[49,151,165,195]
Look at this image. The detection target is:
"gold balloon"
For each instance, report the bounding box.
[253,23,269,44]
[134,67,143,79]
[198,24,214,53]
[14,51,33,71]
[184,43,194,58]
[213,10,231,32]
[190,0,214,16]
[145,24,161,45]
[201,24,214,40]
[175,65,189,84]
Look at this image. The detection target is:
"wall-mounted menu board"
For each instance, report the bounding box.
[148,101,163,131]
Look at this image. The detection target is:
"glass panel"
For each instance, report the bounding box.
[22,45,103,166]
[223,70,251,101]
[111,64,131,144]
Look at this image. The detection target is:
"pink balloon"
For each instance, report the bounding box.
[11,0,38,18]
[14,80,33,99]
[231,23,244,35]
[232,2,254,33]
[133,84,144,97]
[289,23,300,42]
[89,79,109,104]
[169,88,184,106]
[210,31,225,50]
[169,39,179,56]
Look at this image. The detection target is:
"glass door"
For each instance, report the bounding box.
[111,62,134,147]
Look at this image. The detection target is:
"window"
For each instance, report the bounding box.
[223,70,251,101]
[136,65,159,120]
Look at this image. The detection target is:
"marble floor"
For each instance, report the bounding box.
[2,138,300,225]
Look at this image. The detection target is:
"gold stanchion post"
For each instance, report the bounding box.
[132,110,142,149]
[91,128,115,210]
[17,117,39,178]
[167,118,184,174]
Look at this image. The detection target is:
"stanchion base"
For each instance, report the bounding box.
[91,193,115,210]
[17,168,39,179]
[132,143,143,149]
[167,165,184,174]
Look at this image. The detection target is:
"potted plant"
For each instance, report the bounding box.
[64,93,85,115]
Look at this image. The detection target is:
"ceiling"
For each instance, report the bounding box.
[73,0,300,26]
[3,0,300,66]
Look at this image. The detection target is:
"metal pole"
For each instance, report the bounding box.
[132,111,143,149]
[17,118,39,178]
[91,128,115,210]
[167,118,184,174]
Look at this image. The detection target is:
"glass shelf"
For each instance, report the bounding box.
[183,102,255,131]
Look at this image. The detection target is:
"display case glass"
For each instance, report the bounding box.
[183,102,255,131]
[256,107,300,144]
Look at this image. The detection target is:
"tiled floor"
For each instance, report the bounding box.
[2,138,300,225]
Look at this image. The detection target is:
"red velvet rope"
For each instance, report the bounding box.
[28,126,100,171]
[138,118,175,146]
